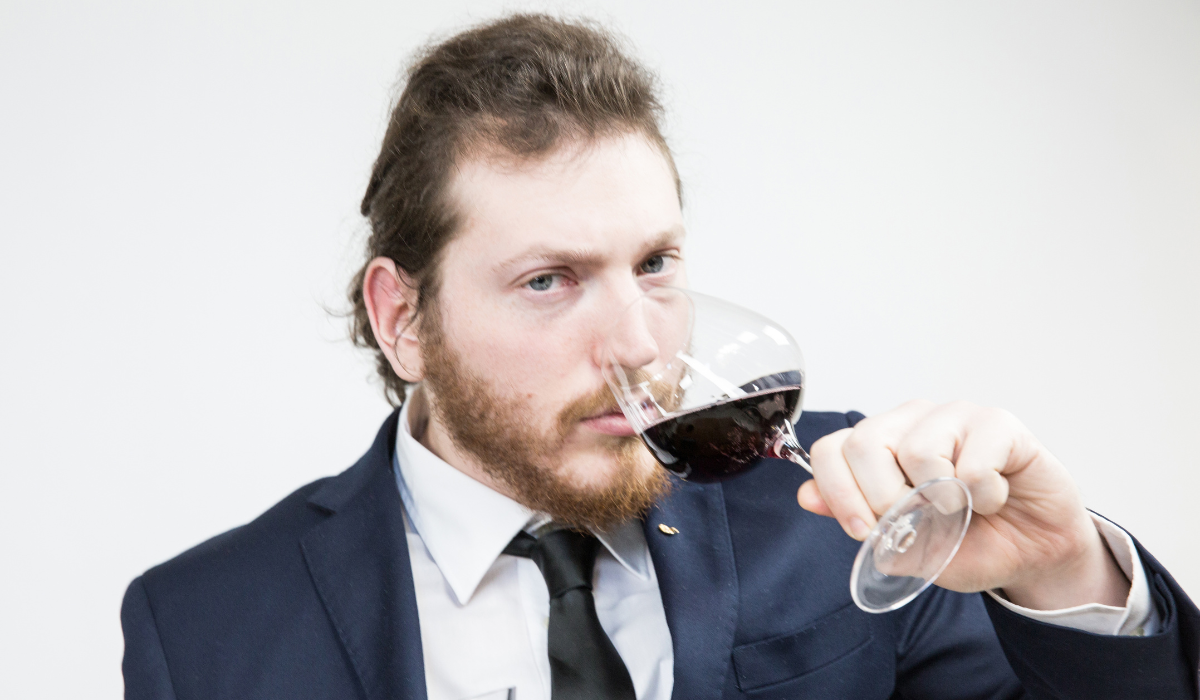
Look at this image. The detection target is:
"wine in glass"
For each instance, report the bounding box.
[601,286,972,613]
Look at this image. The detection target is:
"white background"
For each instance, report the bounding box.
[2,0,1198,696]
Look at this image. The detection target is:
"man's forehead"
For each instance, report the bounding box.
[451,133,675,204]
[444,132,684,266]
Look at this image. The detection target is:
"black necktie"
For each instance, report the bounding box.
[504,529,638,700]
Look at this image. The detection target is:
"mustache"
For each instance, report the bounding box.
[556,369,678,435]
[557,386,624,435]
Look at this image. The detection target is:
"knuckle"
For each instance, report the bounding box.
[896,425,940,461]
[842,421,885,455]
[972,405,1027,436]
[976,405,1010,423]
[903,398,936,411]
[894,438,926,467]
[945,399,977,415]
[1000,408,1026,432]
[849,412,880,433]
[810,428,850,460]
[840,431,874,463]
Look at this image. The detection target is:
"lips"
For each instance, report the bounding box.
[581,409,636,437]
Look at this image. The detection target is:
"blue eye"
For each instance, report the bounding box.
[640,255,665,274]
[527,274,555,291]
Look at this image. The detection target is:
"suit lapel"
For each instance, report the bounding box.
[645,478,740,700]
[301,411,427,700]
[298,411,745,700]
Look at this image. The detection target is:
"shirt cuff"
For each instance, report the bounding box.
[984,512,1160,636]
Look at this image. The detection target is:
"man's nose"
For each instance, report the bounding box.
[600,297,661,371]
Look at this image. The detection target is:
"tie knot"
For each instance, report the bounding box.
[504,529,600,599]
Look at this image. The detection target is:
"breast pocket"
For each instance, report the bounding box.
[731,603,892,698]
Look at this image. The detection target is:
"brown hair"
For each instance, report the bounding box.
[349,13,680,406]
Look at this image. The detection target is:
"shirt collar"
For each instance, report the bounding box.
[392,388,649,605]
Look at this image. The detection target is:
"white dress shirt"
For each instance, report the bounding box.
[392,392,1157,700]
[393,396,673,700]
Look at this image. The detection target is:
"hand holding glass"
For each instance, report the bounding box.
[601,287,972,612]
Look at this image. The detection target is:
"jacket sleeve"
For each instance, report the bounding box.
[984,538,1200,699]
[828,411,1198,699]
[121,576,179,700]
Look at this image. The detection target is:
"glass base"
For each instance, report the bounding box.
[850,477,972,613]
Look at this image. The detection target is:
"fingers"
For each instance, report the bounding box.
[898,403,1024,515]
[809,428,876,540]
[804,401,1035,539]
[891,403,961,485]
[840,400,938,515]
[949,408,1024,514]
[892,402,975,514]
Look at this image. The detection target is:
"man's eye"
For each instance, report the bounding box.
[527,274,556,291]
[640,255,666,274]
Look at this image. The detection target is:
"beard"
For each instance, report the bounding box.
[418,306,671,532]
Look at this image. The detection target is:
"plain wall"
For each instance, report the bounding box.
[1,0,1197,696]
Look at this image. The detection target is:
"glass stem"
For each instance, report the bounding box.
[772,424,813,473]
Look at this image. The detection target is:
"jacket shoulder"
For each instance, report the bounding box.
[135,410,400,601]
[122,412,404,698]
[139,475,333,598]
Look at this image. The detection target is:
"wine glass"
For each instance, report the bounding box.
[601,286,972,613]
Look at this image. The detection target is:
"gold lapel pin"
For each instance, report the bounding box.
[658,524,680,535]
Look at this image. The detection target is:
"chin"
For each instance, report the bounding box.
[557,440,655,490]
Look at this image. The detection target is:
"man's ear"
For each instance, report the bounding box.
[363,257,424,382]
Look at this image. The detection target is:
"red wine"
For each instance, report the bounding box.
[641,374,803,483]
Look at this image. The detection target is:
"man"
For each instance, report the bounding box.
[121,13,1199,699]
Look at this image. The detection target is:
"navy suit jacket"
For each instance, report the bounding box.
[122,410,1200,699]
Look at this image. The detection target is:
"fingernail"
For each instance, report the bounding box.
[849,516,871,541]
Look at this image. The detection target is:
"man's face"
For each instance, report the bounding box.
[418,131,685,528]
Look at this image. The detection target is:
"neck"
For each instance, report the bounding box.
[407,385,524,503]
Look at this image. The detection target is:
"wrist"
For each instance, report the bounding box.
[1001,521,1130,610]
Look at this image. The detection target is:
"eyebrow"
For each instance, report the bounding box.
[492,226,686,277]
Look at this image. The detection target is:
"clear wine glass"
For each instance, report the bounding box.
[601,286,972,613]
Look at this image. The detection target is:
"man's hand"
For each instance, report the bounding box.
[797,400,1131,610]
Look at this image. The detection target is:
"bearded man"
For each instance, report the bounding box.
[121,13,1200,700]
